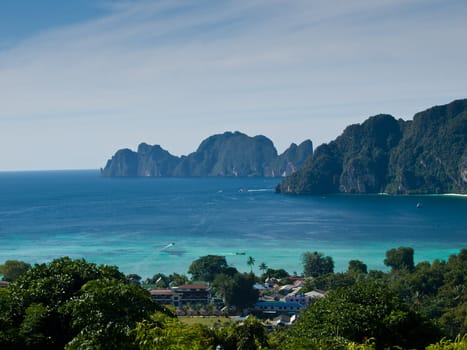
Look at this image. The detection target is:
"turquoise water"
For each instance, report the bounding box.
[0,170,465,278]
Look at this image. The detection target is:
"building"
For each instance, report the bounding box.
[285,290,325,305]
[253,301,303,316]
[149,284,211,307]
[149,289,181,306]
[173,284,211,306]
[0,281,9,288]
[284,293,312,305]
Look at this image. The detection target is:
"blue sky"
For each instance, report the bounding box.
[0,0,466,171]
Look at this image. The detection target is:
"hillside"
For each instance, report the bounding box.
[101,131,313,177]
[278,99,467,194]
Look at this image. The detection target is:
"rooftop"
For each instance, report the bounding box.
[149,289,176,296]
[0,280,9,286]
[175,284,210,290]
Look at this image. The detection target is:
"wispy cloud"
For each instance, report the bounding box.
[0,0,466,170]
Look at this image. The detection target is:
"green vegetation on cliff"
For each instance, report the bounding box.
[278,99,467,194]
[102,131,313,177]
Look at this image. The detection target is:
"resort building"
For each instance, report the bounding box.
[0,281,9,288]
[253,301,304,316]
[173,284,212,306]
[284,293,312,305]
[284,290,324,305]
[149,289,181,306]
[149,283,211,307]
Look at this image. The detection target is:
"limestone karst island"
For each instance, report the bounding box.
[103,99,467,195]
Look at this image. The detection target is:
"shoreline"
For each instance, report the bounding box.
[441,193,467,197]
[375,192,467,198]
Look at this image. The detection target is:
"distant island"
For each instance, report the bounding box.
[101,131,313,177]
[278,98,467,195]
[102,99,467,194]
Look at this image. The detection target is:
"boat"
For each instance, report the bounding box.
[160,242,175,251]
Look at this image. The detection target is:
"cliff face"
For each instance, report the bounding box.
[173,132,278,177]
[271,140,314,177]
[101,131,313,177]
[278,99,467,195]
[386,99,467,194]
[102,144,179,177]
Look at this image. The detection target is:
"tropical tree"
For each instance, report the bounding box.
[384,246,415,272]
[225,316,269,350]
[348,260,368,274]
[224,273,259,310]
[168,272,188,286]
[127,273,142,286]
[0,260,31,282]
[264,268,289,279]
[188,255,229,282]
[258,262,268,276]
[64,278,165,349]
[145,273,170,288]
[302,251,334,278]
[135,313,217,350]
[247,256,255,272]
[284,281,440,349]
[212,273,233,301]
[0,257,168,349]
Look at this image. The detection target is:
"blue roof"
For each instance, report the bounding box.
[255,301,303,308]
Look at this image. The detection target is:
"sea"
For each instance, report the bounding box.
[0,170,465,279]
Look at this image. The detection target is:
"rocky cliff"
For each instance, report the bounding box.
[278,99,467,195]
[101,131,313,177]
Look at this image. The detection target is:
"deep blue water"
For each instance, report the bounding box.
[0,170,465,278]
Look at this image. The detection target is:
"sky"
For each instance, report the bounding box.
[0,0,466,171]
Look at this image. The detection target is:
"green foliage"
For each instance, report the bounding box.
[127,273,142,286]
[135,313,217,350]
[188,255,230,282]
[389,100,467,194]
[425,335,467,350]
[303,272,355,292]
[279,99,467,194]
[247,256,255,272]
[285,281,440,349]
[19,303,50,349]
[279,142,342,194]
[226,316,269,350]
[145,273,170,288]
[262,267,289,280]
[0,257,167,349]
[372,249,466,341]
[384,246,415,272]
[258,262,268,275]
[0,260,31,282]
[144,272,189,288]
[348,260,368,275]
[347,338,376,350]
[1,249,466,348]
[104,131,313,177]
[302,251,334,278]
[64,278,163,349]
[213,272,259,309]
[169,272,189,286]
[0,288,17,349]
[135,313,268,350]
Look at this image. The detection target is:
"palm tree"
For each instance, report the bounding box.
[258,262,268,277]
[247,256,255,272]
